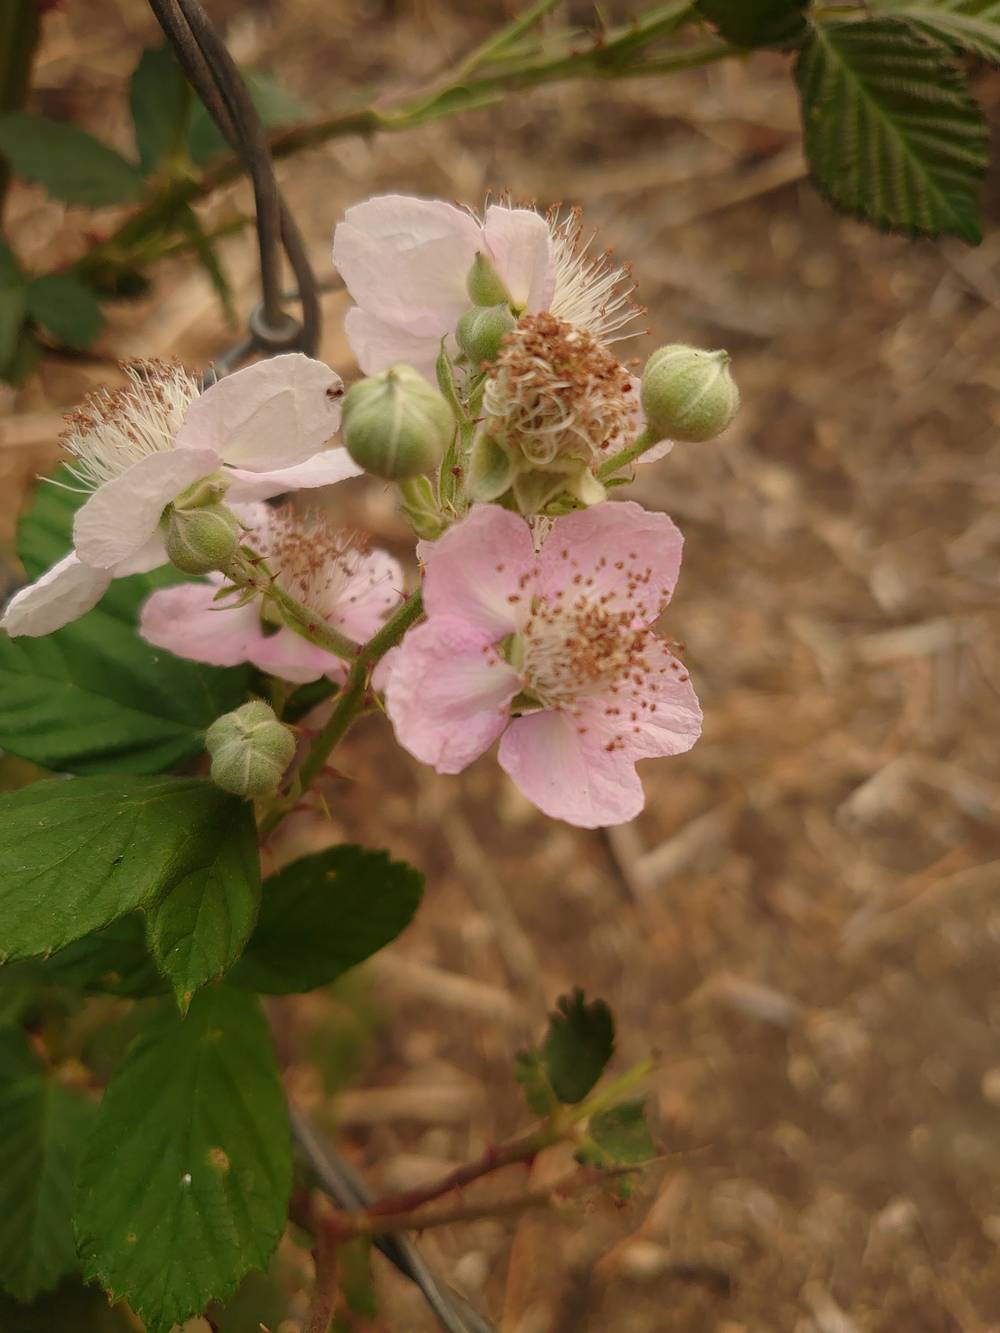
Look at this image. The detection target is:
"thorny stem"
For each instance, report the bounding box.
[66,12,733,285]
[258,589,425,837]
[304,1204,342,1333]
[225,547,360,662]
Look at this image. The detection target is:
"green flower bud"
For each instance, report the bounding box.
[456,303,517,367]
[342,365,453,480]
[205,700,296,800]
[640,345,739,443]
[466,251,512,308]
[164,502,240,576]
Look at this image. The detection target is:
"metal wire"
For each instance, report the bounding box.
[147,0,320,357]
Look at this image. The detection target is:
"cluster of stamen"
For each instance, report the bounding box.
[483,313,633,467]
[60,360,199,492]
[547,207,644,345]
[257,507,395,624]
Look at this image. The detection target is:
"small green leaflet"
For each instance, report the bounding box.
[542,990,615,1105]
[234,844,423,994]
[187,72,307,165]
[0,470,251,775]
[75,986,292,1333]
[696,0,808,48]
[796,18,989,243]
[129,45,191,175]
[0,776,260,1009]
[25,274,104,350]
[587,1099,657,1166]
[0,113,145,207]
[0,1028,95,1301]
[0,239,27,376]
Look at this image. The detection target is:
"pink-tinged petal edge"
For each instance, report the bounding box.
[72,448,221,570]
[482,205,555,314]
[0,552,112,638]
[498,708,646,828]
[535,499,684,626]
[423,504,537,638]
[222,447,363,503]
[177,354,345,472]
[139,580,264,667]
[330,548,405,644]
[333,194,482,337]
[342,308,443,380]
[385,616,520,775]
[246,627,345,685]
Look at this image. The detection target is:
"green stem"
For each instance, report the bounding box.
[597,426,656,479]
[0,0,40,225]
[225,547,359,662]
[259,589,424,837]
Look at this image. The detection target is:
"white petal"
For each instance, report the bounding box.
[343,308,444,380]
[222,447,362,502]
[72,448,220,570]
[333,194,482,337]
[482,205,555,313]
[177,354,345,471]
[1,553,112,637]
[112,530,169,576]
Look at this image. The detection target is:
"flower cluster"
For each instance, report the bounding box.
[1,193,741,827]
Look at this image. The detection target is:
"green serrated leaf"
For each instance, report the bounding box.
[0,1279,135,1332]
[796,17,988,243]
[0,238,27,376]
[233,845,423,994]
[0,776,249,967]
[188,71,307,166]
[129,45,191,175]
[872,0,1000,64]
[0,1028,95,1301]
[588,1098,656,1165]
[30,915,166,999]
[26,274,104,349]
[75,986,292,1333]
[543,990,615,1105]
[696,0,808,47]
[0,113,145,207]
[143,802,260,1011]
[0,470,251,775]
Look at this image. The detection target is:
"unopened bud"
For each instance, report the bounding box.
[640,345,739,443]
[342,365,453,480]
[456,304,517,366]
[466,251,512,308]
[164,502,240,576]
[205,700,296,800]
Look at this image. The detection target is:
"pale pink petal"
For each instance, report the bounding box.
[385,617,520,775]
[584,637,702,760]
[246,626,345,685]
[498,708,645,828]
[223,447,362,502]
[330,548,404,643]
[1,553,112,637]
[343,308,443,380]
[536,500,683,626]
[73,448,221,570]
[482,205,555,313]
[423,504,536,637]
[333,195,481,337]
[140,579,265,667]
[177,354,345,472]
[112,530,168,576]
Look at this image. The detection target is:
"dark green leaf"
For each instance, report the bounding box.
[0,113,144,207]
[26,274,104,349]
[588,1099,656,1165]
[543,990,615,1105]
[143,802,260,1011]
[282,676,337,722]
[0,1028,95,1301]
[0,1281,134,1332]
[31,915,166,999]
[129,45,191,175]
[0,776,249,969]
[75,986,292,1333]
[0,239,27,375]
[3,327,41,385]
[0,470,251,775]
[0,965,40,1024]
[188,72,306,165]
[696,0,808,47]
[872,0,1000,63]
[233,845,423,994]
[514,1049,557,1117]
[796,18,988,242]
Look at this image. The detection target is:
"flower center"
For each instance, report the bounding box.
[483,313,633,467]
[547,207,643,346]
[259,507,385,628]
[61,360,200,492]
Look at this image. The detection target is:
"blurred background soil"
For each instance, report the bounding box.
[3,2,1000,1330]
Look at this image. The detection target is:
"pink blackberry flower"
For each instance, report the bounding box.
[384,502,701,827]
[140,503,402,684]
